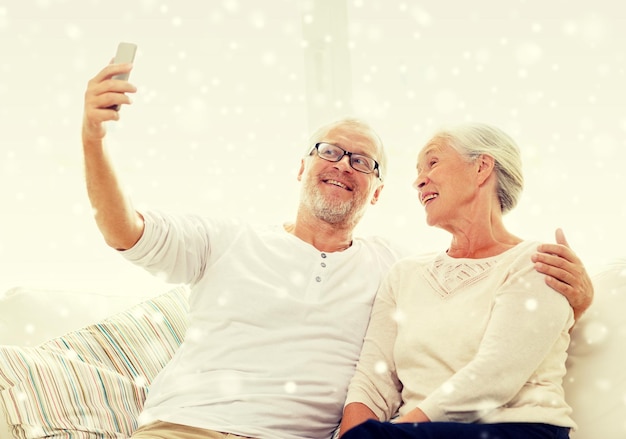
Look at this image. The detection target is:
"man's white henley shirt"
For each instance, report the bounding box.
[121,210,398,439]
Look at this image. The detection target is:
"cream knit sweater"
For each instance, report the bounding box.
[345,241,577,429]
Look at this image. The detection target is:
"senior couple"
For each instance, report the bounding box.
[82,61,591,439]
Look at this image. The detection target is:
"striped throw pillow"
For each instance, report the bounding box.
[0,286,188,439]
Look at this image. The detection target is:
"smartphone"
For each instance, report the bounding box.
[110,42,137,110]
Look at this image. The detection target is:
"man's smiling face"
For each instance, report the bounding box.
[297,124,383,227]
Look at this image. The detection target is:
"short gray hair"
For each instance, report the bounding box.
[431,123,524,214]
[306,117,388,181]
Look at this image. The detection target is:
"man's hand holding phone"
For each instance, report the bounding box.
[82,42,137,144]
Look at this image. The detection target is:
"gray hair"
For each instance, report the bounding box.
[305,117,388,181]
[431,123,524,214]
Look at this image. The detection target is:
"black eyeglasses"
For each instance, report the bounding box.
[309,142,382,180]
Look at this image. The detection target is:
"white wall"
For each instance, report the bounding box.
[1,0,624,297]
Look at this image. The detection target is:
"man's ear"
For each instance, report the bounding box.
[476,154,495,186]
[297,159,305,181]
[370,183,384,205]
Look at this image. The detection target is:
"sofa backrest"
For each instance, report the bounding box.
[564,261,626,438]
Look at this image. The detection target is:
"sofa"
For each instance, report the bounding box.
[0,261,624,439]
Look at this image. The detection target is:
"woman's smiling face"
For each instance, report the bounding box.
[413,138,479,228]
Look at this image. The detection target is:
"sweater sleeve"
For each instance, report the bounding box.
[344,270,403,421]
[417,250,574,422]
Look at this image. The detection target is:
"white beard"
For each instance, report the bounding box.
[300,176,369,226]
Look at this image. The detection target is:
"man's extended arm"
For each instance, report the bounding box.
[82,62,143,251]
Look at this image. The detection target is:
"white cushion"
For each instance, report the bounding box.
[565,261,626,438]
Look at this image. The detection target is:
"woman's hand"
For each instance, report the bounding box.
[394,407,430,424]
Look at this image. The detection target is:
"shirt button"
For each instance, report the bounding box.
[321,262,326,268]
[315,276,322,282]
[321,253,327,258]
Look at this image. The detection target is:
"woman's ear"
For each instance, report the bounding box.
[476,154,496,185]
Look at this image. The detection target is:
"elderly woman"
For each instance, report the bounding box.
[339,123,575,439]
